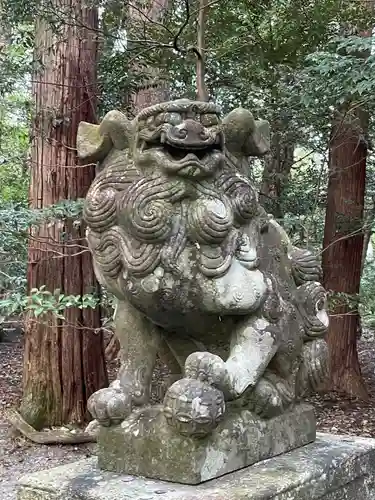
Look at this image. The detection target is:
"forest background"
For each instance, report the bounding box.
[1,0,375,431]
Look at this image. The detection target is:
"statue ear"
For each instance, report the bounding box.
[77,110,132,164]
[222,108,270,157]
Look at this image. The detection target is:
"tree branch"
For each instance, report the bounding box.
[196,0,209,101]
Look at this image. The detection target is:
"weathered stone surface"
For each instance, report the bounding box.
[79,99,330,442]
[17,434,375,500]
[98,403,316,484]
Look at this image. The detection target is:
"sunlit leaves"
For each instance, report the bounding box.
[0,285,101,322]
[300,34,375,117]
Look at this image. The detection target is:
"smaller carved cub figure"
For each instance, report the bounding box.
[78,99,329,438]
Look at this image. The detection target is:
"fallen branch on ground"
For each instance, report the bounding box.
[7,409,97,444]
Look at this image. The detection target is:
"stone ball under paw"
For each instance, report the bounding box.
[163,378,225,438]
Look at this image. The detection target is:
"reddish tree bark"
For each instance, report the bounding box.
[322,111,368,399]
[21,0,108,429]
[322,13,372,399]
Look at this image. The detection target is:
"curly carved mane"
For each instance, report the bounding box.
[84,154,261,288]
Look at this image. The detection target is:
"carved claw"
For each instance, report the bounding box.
[247,378,285,418]
[184,351,227,387]
[245,373,295,419]
[87,384,132,427]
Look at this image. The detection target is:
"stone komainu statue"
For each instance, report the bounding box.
[78,99,328,441]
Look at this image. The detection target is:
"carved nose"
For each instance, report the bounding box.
[168,119,211,148]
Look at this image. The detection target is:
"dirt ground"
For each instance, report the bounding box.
[2,330,375,499]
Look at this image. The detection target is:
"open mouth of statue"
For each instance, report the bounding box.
[164,143,220,162]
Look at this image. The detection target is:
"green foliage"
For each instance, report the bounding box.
[0,285,101,321]
[301,35,375,114]
[0,24,33,90]
[0,93,30,204]
[29,199,84,225]
[0,198,89,326]
[0,203,28,291]
[0,199,85,280]
[360,261,375,328]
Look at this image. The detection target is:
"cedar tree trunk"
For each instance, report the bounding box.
[322,14,372,399]
[21,1,108,429]
[322,111,368,399]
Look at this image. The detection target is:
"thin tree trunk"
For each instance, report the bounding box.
[322,111,368,399]
[128,0,169,115]
[21,1,108,430]
[196,0,209,101]
[259,123,294,221]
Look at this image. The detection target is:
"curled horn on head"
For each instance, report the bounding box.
[222,108,270,157]
[77,110,133,164]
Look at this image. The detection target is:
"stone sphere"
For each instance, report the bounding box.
[163,378,225,438]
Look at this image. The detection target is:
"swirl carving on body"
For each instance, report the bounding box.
[198,229,238,278]
[94,232,123,278]
[118,175,187,243]
[187,197,233,245]
[215,172,259,223]
[84,157,140,233]
[296,282,329,338]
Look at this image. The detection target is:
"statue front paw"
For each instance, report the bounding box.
[247,376,294,419]
[184,351,227,388]
[87,385,132,427]
[248,379,284,418]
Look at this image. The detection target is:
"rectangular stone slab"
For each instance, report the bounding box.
[97,403,316,484]
[17,434,375,500]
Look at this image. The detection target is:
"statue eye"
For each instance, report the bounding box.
[201,114,219,127]
[165,112,182,125]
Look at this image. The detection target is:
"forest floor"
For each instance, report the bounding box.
[2,329,375,499]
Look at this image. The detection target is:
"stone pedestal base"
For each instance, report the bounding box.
[17,434,375,500]
[97,403,316,484]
